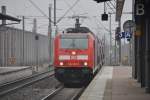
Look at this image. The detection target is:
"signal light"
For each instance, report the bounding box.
[101,13,108,21]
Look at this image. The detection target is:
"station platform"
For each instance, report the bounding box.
[0,66,32,85]
[79,66,150,100]
[0,66,31,74]
[0,64,51,85]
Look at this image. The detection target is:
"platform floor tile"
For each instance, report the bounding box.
[79,66,113,100]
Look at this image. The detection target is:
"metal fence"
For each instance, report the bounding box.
[0,26,49,66]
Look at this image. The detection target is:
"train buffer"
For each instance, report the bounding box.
[79,66,150,100]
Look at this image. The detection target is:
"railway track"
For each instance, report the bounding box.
[0,69,54,97]
[41,86,86,100]
[41,85,64,100]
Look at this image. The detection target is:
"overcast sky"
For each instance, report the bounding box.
[0,0,132,39]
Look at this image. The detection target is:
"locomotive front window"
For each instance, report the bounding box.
[60,38,88,49]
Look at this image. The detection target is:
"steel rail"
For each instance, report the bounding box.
[41,86,85,100]
[0,68,53,87]
[41,85,64,100]
[70,87,86,100]
[0,70,54,97]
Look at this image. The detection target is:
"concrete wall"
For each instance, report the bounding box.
[0,26,49,66]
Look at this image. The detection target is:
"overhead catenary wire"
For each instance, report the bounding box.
[109,1,116,9]
[17,15,72,19]
[83,18,97,29]
[87,18,104,34]
[28,0,54,24]
[113,0,116,6]
[106,2,115,13]
[63,0,76,15]
[94,16,109,33]
[56,0,81,24]
[28,0,48,18]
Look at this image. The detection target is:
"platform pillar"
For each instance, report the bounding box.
[145,0,150,93]
[134,0,146,87]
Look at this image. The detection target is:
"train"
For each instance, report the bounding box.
[54,18,105,85]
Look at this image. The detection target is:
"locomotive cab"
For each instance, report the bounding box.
[54,25,104,85]
[54,33,95,84]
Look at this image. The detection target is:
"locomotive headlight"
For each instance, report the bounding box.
[72,51,76,55]
[60,62,64,66]
[84,62,88,66]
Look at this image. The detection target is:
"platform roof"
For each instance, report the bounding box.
[0,13,21,22]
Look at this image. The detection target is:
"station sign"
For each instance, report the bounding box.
[119,32,132,38]
[135,0,145,17]
[119,32,132,41]
[134,0,145,37]
[135,2,145,16]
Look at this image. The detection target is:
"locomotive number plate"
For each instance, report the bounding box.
[68,62,79,66]
[70,56,77,60]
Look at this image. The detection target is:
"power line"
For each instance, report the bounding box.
[56,0,81,24]
[94,16,109,33]
[87,18,103,34]
[63,0,76,15]
[28,0,54,24]
[17,15,71,19]
[83,18,96,30]
[106,2,115,13]
[109,1,116,9]
[28,0,48,18]
[113,0,116,5]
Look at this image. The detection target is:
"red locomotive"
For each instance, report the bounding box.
[54,19,104,84]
